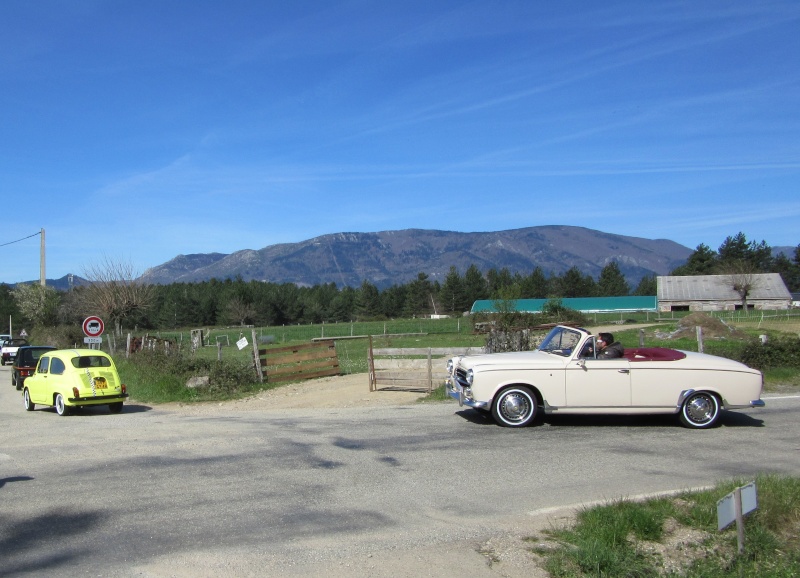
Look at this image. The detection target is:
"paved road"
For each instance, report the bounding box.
[2,363,799,576]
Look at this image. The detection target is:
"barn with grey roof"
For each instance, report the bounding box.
[657,273,791,312]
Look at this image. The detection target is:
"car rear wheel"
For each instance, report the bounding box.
[491,386,537,428]
[55,393,70,416]
[23,389,35,411]
[679,391,720,429]
[108,402,123,414]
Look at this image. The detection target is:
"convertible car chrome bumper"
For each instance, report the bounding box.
[445,378,489,410]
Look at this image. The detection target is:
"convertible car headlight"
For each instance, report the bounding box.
[446,359,454,375]
[466,369,474,386]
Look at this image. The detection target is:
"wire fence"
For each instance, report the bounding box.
[712,310,800,325]
[150,317,471,350]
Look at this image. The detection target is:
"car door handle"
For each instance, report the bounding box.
[618,369,630,374]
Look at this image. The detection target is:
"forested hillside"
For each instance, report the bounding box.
[1,232,797,334]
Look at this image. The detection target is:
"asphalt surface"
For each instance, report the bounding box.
[2,363,799,577]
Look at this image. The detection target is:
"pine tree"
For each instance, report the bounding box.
[597,261,630,296]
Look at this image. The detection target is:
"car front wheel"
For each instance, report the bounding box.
[679,391,720,428]
[55,393,70,416]
[491,386,537,428]
[23,389,35,411]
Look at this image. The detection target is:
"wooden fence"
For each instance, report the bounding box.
[367,336,485,393]
[255,340,341,384]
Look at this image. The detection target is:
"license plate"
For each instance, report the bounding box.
[93,377,108,389]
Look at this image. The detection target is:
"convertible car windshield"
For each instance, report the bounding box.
[537,326,583,357]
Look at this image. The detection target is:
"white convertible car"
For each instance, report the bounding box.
[446,325,765,429]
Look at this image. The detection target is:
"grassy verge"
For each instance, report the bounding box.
[532,474,800,577]
[115,350,280,403]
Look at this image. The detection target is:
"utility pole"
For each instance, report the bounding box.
[40,228,45,286]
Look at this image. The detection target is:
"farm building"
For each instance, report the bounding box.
[657,273,791,312]
[470,296,657,314]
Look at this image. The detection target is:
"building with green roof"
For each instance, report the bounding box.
[470,296,657,314]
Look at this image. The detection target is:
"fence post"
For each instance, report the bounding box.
[368,335,376,392]
[696,326,704,353]
[252,329,264,383]
[427,348,433,394]
[639,329,644,347]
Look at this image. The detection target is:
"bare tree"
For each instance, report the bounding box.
[81,257,155,336]
[224,296,256,326]
[721,260,760,310]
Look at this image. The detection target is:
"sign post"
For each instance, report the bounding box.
[717,482,757,554]
[82,316,105,348]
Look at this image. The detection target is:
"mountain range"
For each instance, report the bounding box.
[136,225,693,289]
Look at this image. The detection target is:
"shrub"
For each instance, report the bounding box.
[540,299,589,326]
[121,348,257,399]
[27,325,86,349]
[740,337,800,371]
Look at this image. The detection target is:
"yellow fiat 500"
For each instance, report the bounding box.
[22,349,128,416]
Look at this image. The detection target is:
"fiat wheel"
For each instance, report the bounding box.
[55,393,70,416]
[491,386,537,428]
[23,389,35,411]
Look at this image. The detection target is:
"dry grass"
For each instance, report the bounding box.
[732,320,800,334]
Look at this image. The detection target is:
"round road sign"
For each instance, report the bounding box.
[83,316,105,337]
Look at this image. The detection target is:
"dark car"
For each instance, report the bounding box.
[12,346,56,389]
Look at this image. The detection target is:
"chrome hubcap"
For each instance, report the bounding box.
[501,392,530,422]
[686,396,712,423]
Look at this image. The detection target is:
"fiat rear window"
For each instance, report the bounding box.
[71,356,112,369]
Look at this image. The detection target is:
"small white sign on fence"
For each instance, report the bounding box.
[236,337,249,350]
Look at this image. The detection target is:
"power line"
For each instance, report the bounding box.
[0,231,41,248]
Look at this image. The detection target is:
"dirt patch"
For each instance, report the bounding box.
[657,313,748,340]
[158,372,427,414]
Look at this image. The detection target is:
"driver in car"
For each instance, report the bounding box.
[596,332,624,358]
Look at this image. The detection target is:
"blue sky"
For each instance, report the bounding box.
[2,0,799,284]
